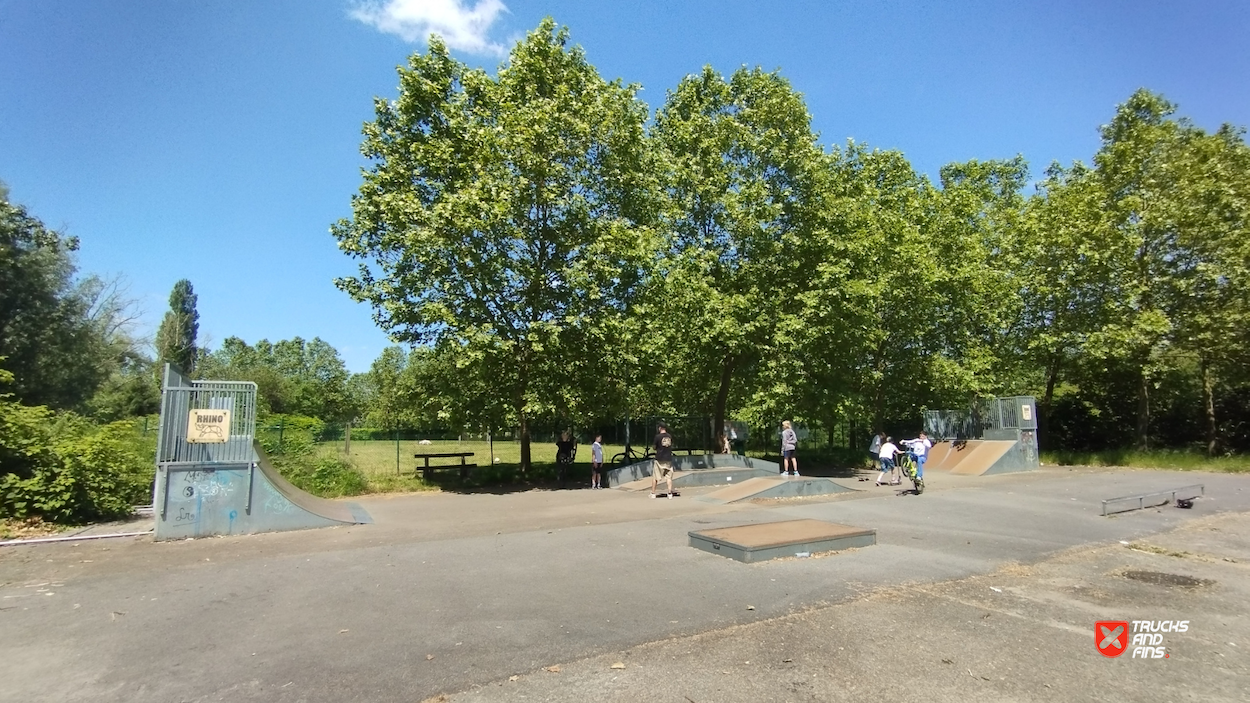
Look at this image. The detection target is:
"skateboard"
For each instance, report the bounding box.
[651,491,681,498]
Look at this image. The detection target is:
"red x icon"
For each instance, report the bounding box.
[1096,621,1129,657]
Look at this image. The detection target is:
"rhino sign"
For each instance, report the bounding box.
[187,409,231,443]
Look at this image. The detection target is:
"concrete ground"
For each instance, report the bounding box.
[1,467,1246,702]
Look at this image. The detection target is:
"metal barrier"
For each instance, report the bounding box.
[1101,485,1205,516]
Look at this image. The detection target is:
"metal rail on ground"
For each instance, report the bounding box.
[1101,484,1205,516]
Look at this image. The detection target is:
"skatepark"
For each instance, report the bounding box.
[3,461,1248,702]
[2,377,1247,701]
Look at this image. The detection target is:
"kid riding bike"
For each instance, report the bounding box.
[894,446,925,495]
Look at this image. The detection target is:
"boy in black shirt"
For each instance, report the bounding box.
[651,422,675,498]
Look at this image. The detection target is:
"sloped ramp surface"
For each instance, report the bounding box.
[154,442,371,540]
[948,440,1016,475]
[253,442,372,524]
[697,476,858,504]
[925,440,1035,476]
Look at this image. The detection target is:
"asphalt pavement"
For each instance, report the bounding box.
[1,467,1246,702]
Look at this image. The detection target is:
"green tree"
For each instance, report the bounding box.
[196,336,352,421]
[0,186,125,409]
[333,20,656,472]
[1013,161,1119,443]
[154,279,199,375]
[651,65,829,434]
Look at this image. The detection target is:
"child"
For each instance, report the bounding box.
[781,420,799,476]
[902,432,931,481]
[876,436,898,486]
[591,435,604,489]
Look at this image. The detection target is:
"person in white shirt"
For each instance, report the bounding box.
[875,437,898,486]
[903,432,932,480]
[591,435,604,489]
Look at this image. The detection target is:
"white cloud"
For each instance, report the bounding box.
[352,0,509,56]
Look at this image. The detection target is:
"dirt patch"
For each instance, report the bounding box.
[1121,570,1215,588]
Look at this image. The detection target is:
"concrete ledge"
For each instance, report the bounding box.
[689,519,876,563]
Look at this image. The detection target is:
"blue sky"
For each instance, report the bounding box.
[2,1,1248,372]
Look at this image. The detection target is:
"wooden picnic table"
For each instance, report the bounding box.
[413,451,476,481]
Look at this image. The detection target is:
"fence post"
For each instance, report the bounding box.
[395,427,400,475]
[277,421,284,453]
[344,422,351,454]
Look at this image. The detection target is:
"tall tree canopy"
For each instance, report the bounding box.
[333,19,657,471]
[651,65,829,434]
[155,279,200,375]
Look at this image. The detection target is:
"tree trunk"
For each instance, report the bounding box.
[712,354,735,445]
[1202,356,1217,457]
[519,408,531,475]
[1136,368,1150,451]
[1039,352,1061,449]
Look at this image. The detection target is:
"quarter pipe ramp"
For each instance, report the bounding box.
[154,441,371,540]
[925,440,1036,476]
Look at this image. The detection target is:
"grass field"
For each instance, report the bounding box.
[1041,449,1250,473]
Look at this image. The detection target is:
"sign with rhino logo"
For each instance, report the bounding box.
[187,409,231,443]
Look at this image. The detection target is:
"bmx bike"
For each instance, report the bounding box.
[895,450,925,495]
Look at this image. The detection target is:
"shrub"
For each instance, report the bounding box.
[272,454,367,498]
[1,421,152,524]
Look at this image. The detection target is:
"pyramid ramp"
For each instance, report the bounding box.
[606,455,778,488]
[155,442,371,540]
[697,476,858,504]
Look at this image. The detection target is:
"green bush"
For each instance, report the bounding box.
[0,396,58,480]
[1,421,152,524]
[275,454,368,498]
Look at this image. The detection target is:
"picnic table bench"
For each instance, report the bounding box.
[414,452,476,480]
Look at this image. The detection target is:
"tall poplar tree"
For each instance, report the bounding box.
[155,279,199,375]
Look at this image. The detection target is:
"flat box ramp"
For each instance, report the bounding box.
[690,519,876,563]
[697,476,858,504]
[155,441,371,540]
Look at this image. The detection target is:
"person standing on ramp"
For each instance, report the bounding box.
[781,420,800,476]
[651,422,675,498]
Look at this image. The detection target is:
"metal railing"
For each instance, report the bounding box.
[1101,485,1205,516]
[924,396,1038,441]
[156,365,257,465]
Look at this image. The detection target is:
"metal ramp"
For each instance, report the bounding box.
[153,365,370,540]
